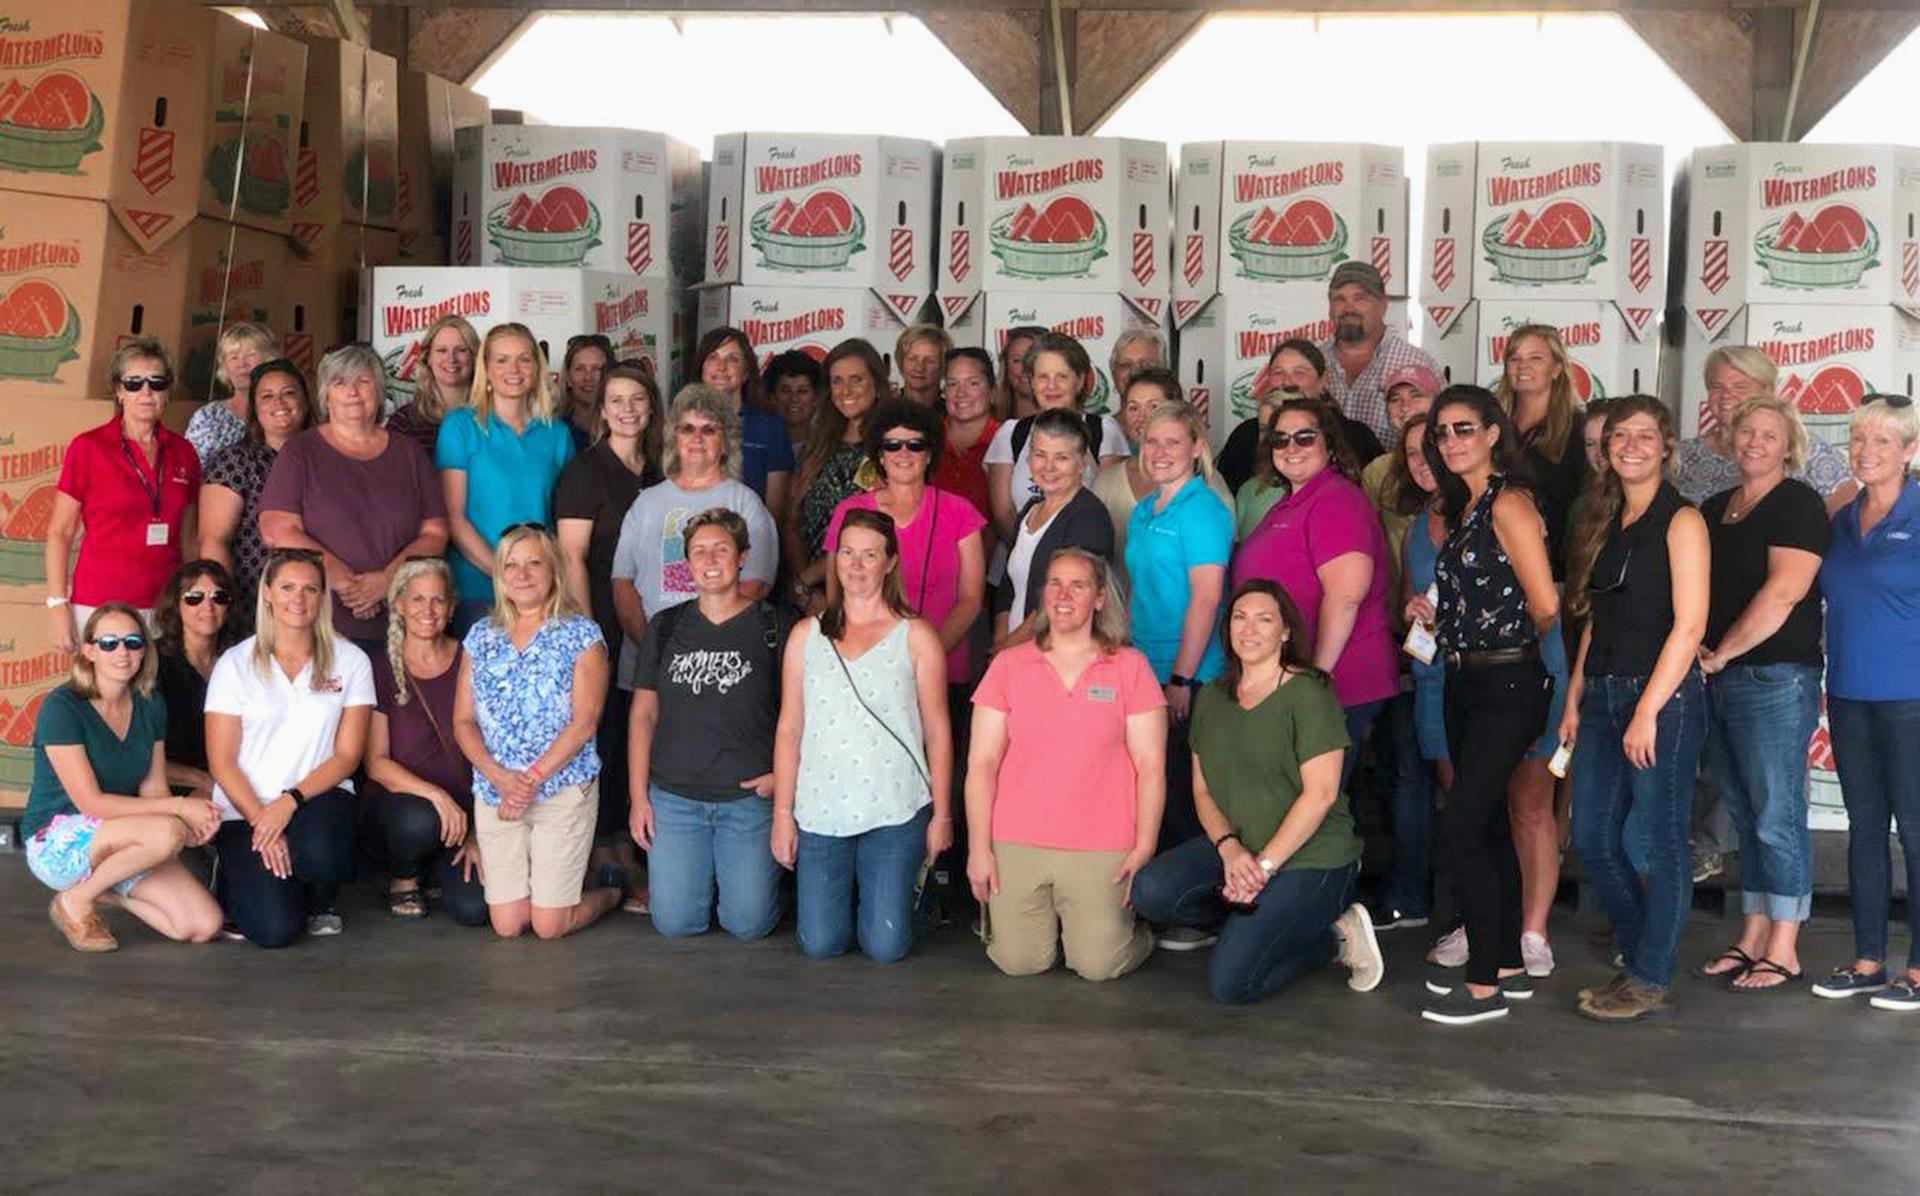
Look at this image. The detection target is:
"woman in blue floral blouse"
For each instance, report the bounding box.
[453,524,621,939]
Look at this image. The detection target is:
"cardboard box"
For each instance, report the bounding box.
[278,223,399,378]
[946,290,1160,421]
[289,38,400,239]
[179,219,285,401]
[452,124,703,284]
[395,232,447,266]
[583,273,688,390]
[1420,300,1661,408]
[939,137,1171,326]
[0,596,84,805]
[0,2,306,250]
[1173,142,1408,326]
[705,132,936,322]
[396,70,488,243]
[1683,144,1920,340]
[697,284,906,382]
[0,399,119,607]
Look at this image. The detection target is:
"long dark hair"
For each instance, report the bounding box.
[1566,394,1677,619]
[597,363,665,475]
[820,508,914,639]
[245,359,316,444]
[1384,417,1436,518]
[1256,397,1357,491]
[694,326,769,412]
[1423,384,1528,523]
[799,338,888,494]
[154,559,239,659]
[1215,579,1328,693]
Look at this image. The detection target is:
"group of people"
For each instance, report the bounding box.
[22,259,1920,1026]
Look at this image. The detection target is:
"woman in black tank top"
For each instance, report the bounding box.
[1563,396,1710,1024]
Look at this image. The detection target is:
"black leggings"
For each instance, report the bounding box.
[214,788,357,949]
[361,785,488,927]
[596,686,633,845]
[1443,659,1551,987]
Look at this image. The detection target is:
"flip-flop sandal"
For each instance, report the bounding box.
[387,887,429,919]
[1693,945,1756,980]
[1730,957,1802,993]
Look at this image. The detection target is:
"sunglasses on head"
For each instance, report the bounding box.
[501,521,548,536]
[1433,420,1484,442]
[1265,429,1320,449]
[880,438,930,454]
[117,375,173,393]
[91,633,147,654]
[182,588,233,608]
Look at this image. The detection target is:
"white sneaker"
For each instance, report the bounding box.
[1334,903,1384,993]
[1521,931,1555,978]
[1426,925,1468,968]
[1156,926,1219,952]
[306,912,344,937]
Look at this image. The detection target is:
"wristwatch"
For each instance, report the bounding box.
[282,786,308,807]
[1257,856,1277,876]
[1169,673,1199,690]
[44,595,69,609]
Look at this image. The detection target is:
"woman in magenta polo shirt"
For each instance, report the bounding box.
[966,547,1166,981]
[45,339,201,653]
[1231,396,1396,786]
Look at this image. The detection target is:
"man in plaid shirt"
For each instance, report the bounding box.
[1317,261,1441,444]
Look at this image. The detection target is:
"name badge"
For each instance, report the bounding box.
[1087,685,1118,704]
[145,522,170,547]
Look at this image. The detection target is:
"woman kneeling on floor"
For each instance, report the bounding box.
[25,605,224,951]
[454,525,621,940]
[1130,581,1383,1004]
[966,547,1165,981]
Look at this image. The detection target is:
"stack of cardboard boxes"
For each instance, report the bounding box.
[939,137,1168,417]
[699,133,936,386]
[1171,142,1410,449]
[1419,142,1665,405]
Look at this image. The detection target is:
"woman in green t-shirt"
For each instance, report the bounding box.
[1130,580,1384,1003]
[22,604,224,953]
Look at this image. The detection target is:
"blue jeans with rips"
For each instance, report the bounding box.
[795,805,931,964]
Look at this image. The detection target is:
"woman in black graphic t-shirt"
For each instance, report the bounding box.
[628,507,789,942]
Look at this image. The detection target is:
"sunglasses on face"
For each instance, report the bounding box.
[880,438,930,454]
[182,589,233,608]
[1433,421,1483,442]
[1265,429,1321,449]
[117,375,173,393]
[91,633,147,654]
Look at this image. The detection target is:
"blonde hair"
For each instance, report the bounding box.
[1728,394,1811,475]
[252,550,338,691]
[895,322,952,365]
[215,321,280,397]
[413,315,479,422]
[1703,345,1779,393]
[488,525,583,629]
[1852,396,1920,447]
[469,323,558,429]
[1144,399,1218,484]
[1492,324,1577,461]
[661,384,742,480]
[69,603,157,699]
[383,557,454,707]
[1029,547,1130,654]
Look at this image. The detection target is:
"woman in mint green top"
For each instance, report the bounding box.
[1130,581,1379,1004]
[22,604,223,952]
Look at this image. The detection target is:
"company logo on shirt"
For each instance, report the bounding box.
[316,675,344,693]
[666,650,754,695]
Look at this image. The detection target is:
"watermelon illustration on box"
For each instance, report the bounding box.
[0,600,78,803]
[205,130,293,220]
[1482,199,1605,286]
[0,399,114,602]
[454,125,703,283]
[0,279,82,382]
[200,12,307,236]
[991,195,1107,279]
[1755,203,1879,289]
[1779,363,1868,440]
[750,188,866,272]
[0,69,105,174]
[948,291,1163,420]
[1175,142,1408,327]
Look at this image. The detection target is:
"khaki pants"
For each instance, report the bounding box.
[473,780,597,908]
[985,841,1152,982]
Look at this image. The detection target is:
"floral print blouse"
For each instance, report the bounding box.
[463,614,605,805]
[1433,474,1535,654]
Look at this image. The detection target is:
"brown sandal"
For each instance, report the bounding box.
[50,896,118,953]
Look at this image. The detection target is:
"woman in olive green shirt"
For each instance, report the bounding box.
[1130,579,1384,1003]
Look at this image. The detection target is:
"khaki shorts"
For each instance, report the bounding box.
[984,841,1152,982]
[473,780,597,909]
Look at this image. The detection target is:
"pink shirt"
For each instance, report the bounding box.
[971,641,1166,853]
[1231,470,1397,708]
[826,486,987,682]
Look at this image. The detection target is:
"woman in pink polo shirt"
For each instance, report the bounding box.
[965,547,1167,981]
[45,339,202,653]
[1231,396,1396,788]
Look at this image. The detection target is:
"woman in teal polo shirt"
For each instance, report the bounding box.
[1125,399,1232,864]
[438,323,577,634]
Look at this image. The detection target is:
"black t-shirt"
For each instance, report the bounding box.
[554,440,660,650]
[1702,479,1829,668]
[155,649,210,773]
[1519,433,1588,582]
[634,600,788,800]
[1215,414,1382,497]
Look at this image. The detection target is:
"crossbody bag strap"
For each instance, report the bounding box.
[825,625,931,792]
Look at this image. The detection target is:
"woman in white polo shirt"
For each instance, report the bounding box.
[205,548,375,947]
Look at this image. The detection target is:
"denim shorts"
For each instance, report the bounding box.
[25,814,147,897]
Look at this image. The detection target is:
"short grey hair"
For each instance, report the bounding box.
[662,384,743,480]
[315,343,387,419]
[1109,327,1167,375]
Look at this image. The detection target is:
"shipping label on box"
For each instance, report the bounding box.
[939,137,1170,325]
[706,133,933,320]
[453,125,702,284]
[362,265,591,405]
[947,290,1161,420]
[397,71,488,241]
[199,17,306,238]
[697,285,905,382]
[1422,300,1660,406]
[0,399,117,606]
[1466,142,1664,327]
[1175,141,1407,324]
[1684,144,1920,337]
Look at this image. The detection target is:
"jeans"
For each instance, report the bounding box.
[1378,692,1432,918]
[214,788,357,949]
[1130,834,1358,1005]
[1445,659,1550,987]
[1828,697,1920,969]
[1571,672,1707,989]
[647,785,781,941]
[360,785,488,927]
[796,805,931,964]
[1703,663,1819,922]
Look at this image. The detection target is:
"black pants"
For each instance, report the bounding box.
[596,686,634,846]
[214,788,357,949]
[361,785,488,927]
[1158,714,1200,853]
[1443,659,1550,987]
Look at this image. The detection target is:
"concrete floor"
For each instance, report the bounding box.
[1,862,1916,1195]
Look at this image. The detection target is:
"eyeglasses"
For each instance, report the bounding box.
[1433,421,1483,442]
[116,375,173,393]
[182,589,233,608]
[880,438,930,454]
[91,633,147,654]
[1265,429,1321,449]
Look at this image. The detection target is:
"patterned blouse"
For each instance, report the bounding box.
[185,401,248,468]
[462,614,605,806]
[794,618,929,837]
[798,444,867,555]
[1434,475,1538,654]
[203,439,278,603]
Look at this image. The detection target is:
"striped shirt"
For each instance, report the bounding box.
[1318,332,1442,442]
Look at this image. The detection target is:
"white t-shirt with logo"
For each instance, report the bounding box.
[204,636,377,821]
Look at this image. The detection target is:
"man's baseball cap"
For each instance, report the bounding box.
[1384,364,1445,398]
[1328,261,1386,298]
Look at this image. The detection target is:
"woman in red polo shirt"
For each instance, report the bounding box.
[45,339,201,653]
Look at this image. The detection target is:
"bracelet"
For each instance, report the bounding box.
[1213,831,1241,848]
[932,815,953,823]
